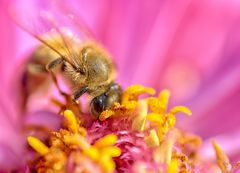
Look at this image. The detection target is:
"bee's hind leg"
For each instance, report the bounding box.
[49,71,67,96]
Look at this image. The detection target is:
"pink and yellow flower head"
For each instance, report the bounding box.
[26,85,239,173]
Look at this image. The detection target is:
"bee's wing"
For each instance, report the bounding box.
[9,1,91,66]
[53,1,96,40]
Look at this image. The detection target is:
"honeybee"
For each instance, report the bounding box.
[14,7,122,117]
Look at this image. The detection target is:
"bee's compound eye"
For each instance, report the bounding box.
[90,94,107,118]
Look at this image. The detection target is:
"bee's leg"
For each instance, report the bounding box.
[72,86,89,101]
[45,57,66,96]
[50,72,60,91]
[46,57,65,71]
[49,71,67,96]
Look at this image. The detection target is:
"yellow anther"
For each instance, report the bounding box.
[159,89,170,100]
[99,154,116,173]
[212,140,232,172]
[148,97,166,114]
[94,134,117,148]
[27,136,49,155]
[63,110,78,133]
[123,101,138,110]
[63,134,90,150]
[147,113,163,124]
[169,106,192,116]
[132,100,148,131]
[83,146,100,161]
[158,89,170,113]
[145,129,160,147]
[167,159,179,173]
[101,146,121,157]
[122,85,155,105]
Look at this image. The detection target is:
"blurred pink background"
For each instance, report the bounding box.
[0,0,240,170]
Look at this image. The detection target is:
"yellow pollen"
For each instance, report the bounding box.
[132,100,148,131]
[99,110,115,121]
[63,110,78,133]
[27,136,49,155]
[94,134,118,148]
[212,140,232,172]
[63,134,90,149]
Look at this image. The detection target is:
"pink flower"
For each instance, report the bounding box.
[0,0,240,172]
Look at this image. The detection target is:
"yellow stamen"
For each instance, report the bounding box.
[99,154,116,173]
[27,136,49,155]
[212,140,232,172]
[132,100,148,131]
[63,110,78,133]
[158,137,174,165]
[147,89,170,115]
[101,146,121,157]
[63,134,90,150]
[167,159,179,173]
[94,134,118,148]
[122,85,155,108]
[83,146,99,161]
[78,127,87,136]
[168,106,192,116]
[145,129,160,147]
[148,97,164,114]
[26,85,196,173]
[147,113,164,124]
[124,101,138,110]
[157,127,169,142]
[167,115,176,128]
[158,89,170,113]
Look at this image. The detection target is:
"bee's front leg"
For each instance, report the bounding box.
[72,86,89,101]
[46,57,65,71]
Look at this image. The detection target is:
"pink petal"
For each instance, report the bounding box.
[200,128,240,163]
[24,110,62,130]
[0,143,25,172]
